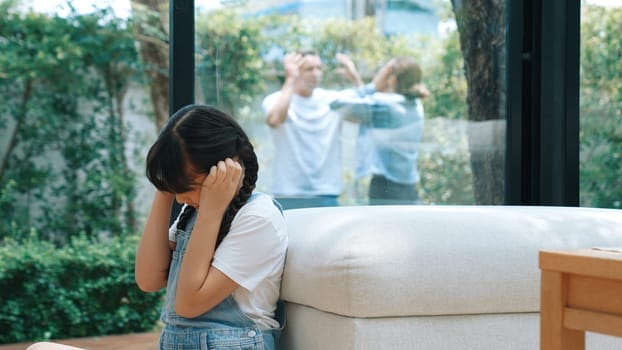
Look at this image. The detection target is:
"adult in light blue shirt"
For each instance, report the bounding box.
[331,57,429,205]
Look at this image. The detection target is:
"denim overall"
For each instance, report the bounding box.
[160,204,285,350]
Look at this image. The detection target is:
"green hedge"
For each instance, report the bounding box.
[0,234,164,344]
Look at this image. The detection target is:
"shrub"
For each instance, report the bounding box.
[0,233,164,344]
[419,150,474,205]
[580,5,622,208]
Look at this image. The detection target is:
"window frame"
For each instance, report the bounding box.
[169,0,581,206]
[506,0,580,205]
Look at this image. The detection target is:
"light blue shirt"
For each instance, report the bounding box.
[331,83,425,185]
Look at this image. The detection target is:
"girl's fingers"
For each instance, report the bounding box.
[225,158,243,184]
[205,159,242,186]
[197,159,242,211]
[204,165,218,186]
[217,160,227,179]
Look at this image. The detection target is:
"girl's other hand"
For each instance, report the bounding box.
[199,158,243,214]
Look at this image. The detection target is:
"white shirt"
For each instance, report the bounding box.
[212,192,288,329]
[168,193,287,329]
[262,88,342,196]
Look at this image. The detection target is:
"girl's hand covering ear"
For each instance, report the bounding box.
[198,158,243,214]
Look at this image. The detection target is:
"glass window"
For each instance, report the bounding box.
[194,0,508,209]
[580,0,622,209]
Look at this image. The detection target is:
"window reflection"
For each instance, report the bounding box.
[579,1,622,209]
[195,0,507,207]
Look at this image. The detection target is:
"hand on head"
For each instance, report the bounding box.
[372,60,395,92]
[199,158,243,214]
[411,83,430,99]
[335,53,363,86]
[283,52,304,81]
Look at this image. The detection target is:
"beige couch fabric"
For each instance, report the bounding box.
[280,303,622,350]
[279,205,622,349]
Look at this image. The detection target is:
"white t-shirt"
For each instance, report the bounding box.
[212,192,288,329]
[169,192,287,329]
[262,88,342,196]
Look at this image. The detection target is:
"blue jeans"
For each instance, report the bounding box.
[369,175,419,205]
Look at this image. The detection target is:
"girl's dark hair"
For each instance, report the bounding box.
[146,104,258,247]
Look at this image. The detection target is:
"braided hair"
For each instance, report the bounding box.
[145,104,258,248]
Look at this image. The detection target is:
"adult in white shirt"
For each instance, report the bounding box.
[262,51,361,209]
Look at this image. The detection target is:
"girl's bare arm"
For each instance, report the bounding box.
[135,190,175,292]
[174,159,243,318]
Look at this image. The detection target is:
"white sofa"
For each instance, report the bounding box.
[278,205,622,349]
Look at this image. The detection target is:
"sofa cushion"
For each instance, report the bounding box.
[280,206,622,318]
[280,303,622,350]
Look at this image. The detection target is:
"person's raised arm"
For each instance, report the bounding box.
[371,59,394,92]
[265,52,302,128]
[336,53,364,87]
[331,59,395,124]
[174,158,243,318]
[135,190,175,292]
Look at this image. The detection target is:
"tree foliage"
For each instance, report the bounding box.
[0,1,140,241]
[196,8,270,115]
[130,0,169,131]
[580,5,622,208]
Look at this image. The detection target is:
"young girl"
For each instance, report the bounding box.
[27,104,288,350]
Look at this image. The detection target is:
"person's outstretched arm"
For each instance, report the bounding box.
[135,190,175,292]
[331,57,393,123]
[265,52,302,128]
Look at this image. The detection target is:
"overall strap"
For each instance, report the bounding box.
[272,198,284,215]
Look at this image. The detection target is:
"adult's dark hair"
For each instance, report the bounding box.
[146,104,258,247]
[297,49,318,57]
[392,57,425,100]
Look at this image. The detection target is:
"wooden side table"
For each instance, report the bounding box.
[539,249,622,350]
